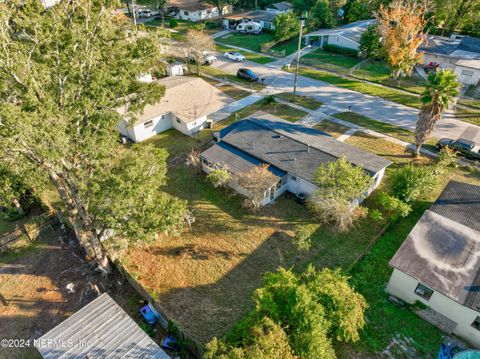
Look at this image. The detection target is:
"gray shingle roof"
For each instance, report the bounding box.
[201,141,286,179]
[37,293,170,359]
[215,117,391,183]
[266,1,293,11]
[420,35,480,58]
[389,181,480,311]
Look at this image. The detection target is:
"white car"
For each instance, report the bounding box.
[204,54,217,65]
[137,9,153,18]
[224,51,246,62]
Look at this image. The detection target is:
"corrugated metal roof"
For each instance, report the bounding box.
[37,293,170,359]
[390,181,480,311]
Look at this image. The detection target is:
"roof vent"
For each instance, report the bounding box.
[272,134,282,139]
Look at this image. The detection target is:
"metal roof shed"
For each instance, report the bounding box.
[37,293,170,359]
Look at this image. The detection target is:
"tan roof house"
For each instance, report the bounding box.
[118,76,230,142]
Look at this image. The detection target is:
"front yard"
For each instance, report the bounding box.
[216,32,298,56]
[294,67,422,109]
[215,43,276,65]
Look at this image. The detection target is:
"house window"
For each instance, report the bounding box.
[472,317,480,331]
[183,10,189,15]
[414,283,434,300]
[461,70,474,77]
[176,118,181,124]
[144,120,154,129]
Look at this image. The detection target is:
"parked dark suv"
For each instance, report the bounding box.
[237,68,258,82]
[437,138,480,161]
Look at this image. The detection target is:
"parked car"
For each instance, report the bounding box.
[236,21,262,35]
[437,138,480,160]
[204,54,217,65]
[224,51,246,62]
[137,9,153,18]
[237,68,258,82]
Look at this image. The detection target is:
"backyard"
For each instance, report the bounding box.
[120,117,480,357]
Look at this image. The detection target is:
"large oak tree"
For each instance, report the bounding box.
[0,0,186,271]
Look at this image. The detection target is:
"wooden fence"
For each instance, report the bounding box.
[0,213,57,252]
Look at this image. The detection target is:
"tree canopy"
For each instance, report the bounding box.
[206,266,367,359]
[0,0,186,270]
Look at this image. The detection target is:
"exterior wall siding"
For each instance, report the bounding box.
[387,269,480,348]
[422,53,480,85]
[326,35,360,50]
[286,174,317,196]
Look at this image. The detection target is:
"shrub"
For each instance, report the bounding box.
[293,224,316,251]
[377,192,412,221]
[207,168,231,188]
[323,44,359,58]
[389,164,438,203]
[169,18,178,28]
[262,95,275,105]
[205,21,218,29]
[308,156,372,231]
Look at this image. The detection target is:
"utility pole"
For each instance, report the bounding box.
[293,17,305,102]
[132,0,138,30]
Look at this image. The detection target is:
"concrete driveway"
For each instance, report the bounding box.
[210,55,480,143]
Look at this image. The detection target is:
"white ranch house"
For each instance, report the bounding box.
[420,35,480,85]
[118,76,230,142]
[167,0,232,21]
[304,19,376,50]
[387,181,480,348]
[200,113,391,206]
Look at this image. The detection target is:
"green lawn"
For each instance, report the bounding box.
[458,98,480,109]
[201,66,266,91]
[342,132,480,357]
[301,49,362,73]
[216,32,298,56]
[128,114,480,355]
[145,18,220,40]
[295,67,422,109]
[0,217,15,236]
[334,112,438,152]
[454,106,480,126]
[215,43,276,65]
[274,92,323,110]
[313,120,350,138]
[351,61,426,94]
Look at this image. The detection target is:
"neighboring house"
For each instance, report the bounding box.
[223,10,278,31]
[166,62,185,76]
[118,76,230,142]
[420,35,480,85]
[200,113,391,206]
[304,19,376,50]
[387,180,480,348]
[167,0,232,22]
[37,293,170,358]
[265,1,294,14]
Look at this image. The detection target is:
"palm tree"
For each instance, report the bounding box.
[414,70,460,156]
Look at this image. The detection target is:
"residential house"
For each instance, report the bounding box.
[200,113,391,206]
[223,10,278,31]
[265,1,294,14]
[118,76,230,142]
[304,19,376,50]
[37,293,171,358]
[420,35,480,85]
[167,0,232,22]
[387,180,480,348]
